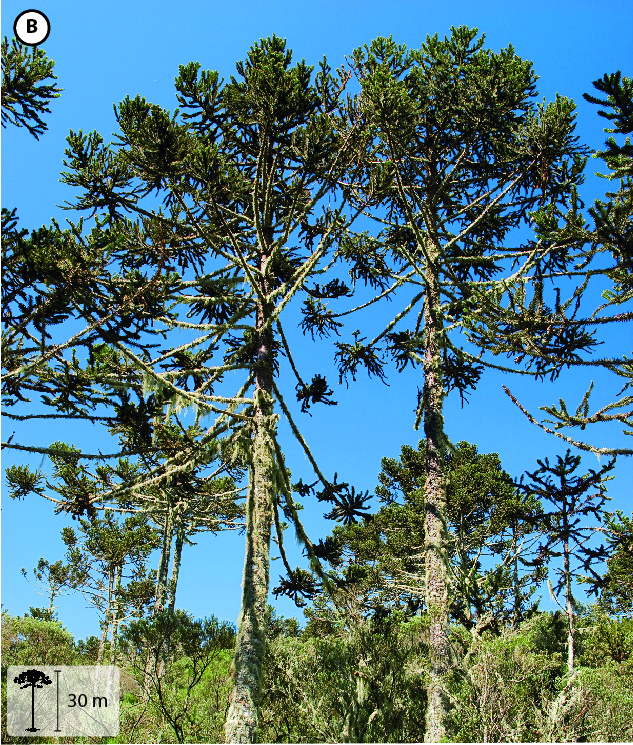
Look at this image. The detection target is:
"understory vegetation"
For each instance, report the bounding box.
[2,604,633,743]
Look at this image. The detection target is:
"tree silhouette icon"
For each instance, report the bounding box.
[13,669,52,732]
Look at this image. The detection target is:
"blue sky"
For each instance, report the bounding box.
[2,0,632,644]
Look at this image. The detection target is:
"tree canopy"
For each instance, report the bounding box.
[2,26,631,744]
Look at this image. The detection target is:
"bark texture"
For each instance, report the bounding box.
[422,264,451,743]
[224,396,275,741]
[154,503,174,614]
[110,563,122,666]
[225,253,276,743]
[161,517,185,676]
[167,520,185,614]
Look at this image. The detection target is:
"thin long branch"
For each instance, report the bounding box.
[502,386,633,456]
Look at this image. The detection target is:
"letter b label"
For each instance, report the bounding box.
[14,10,50,46]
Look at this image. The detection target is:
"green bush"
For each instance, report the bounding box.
[1,610,79,668]
[2,611,81,744]
[260,613,429,743]
[447,612,633,742]
[447,615,565,742]
[578,611,633,668]
[118,610,235,743]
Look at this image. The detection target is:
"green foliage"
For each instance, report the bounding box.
[584,72,633,289]
[122,609,235,661]
[448,615,564,742]
[266,606,302,640]
[0,611,78,669]
[21,557,80,617]
[27,606,57,622]
[260,612,429,743]
[347,26,592,393]
[295,373,337,414]
[117,650,233,744]
[120,610,235,743]
[2,27,631,743]
[5,465,45,501]
[300,297,343,339]
[592,511,633,615]
[447,611,633,742]
[322,485,373,526]
[334,330,388,387]
[1,36,62,138]
[311,440,544,631]
[75,634,102,663]
[579,609,633,668]
[560,665,633,742]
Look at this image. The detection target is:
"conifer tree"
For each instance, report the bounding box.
[21,558,79,621]
[3,35,372,742]
[329,28,590,739]
[517,450,615,673]
[296,441,544,636]
[58,512,159,664]
[7,420,243,675]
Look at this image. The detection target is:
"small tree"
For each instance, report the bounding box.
[1,611,78,667]
[518,450,615,673]
[21,557,80,621]
[120,610,235,743]
[295,440,545,636]
[58,511,160,664]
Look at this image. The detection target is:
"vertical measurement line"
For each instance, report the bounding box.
[54,670,61,732]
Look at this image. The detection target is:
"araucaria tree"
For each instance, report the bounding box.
[3,35,370,743]
[518,450,615,674]
[59,512,159,665]
[302,440,545,636]
[337,28,591,739]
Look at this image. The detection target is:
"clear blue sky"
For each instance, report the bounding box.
[2,0,632,644]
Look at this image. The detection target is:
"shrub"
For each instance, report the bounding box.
[1,610,78,668]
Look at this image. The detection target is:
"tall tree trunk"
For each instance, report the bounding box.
[161,516,185,675]
[422,260,451,743]
[562,504,575,675]
[167,517,184,614]
[143,504,174,697]
[225,223,276,743]
[110,563,123,667]
[154,501,174,614]
[96,567,116,665]
[512,519,521,628]
[224,385,275,742]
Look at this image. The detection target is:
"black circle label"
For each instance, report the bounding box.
[13,10,50,46]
